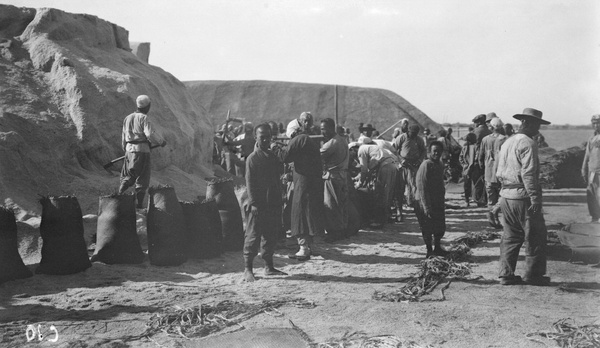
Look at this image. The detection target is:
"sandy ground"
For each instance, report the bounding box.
[0,185,598,348]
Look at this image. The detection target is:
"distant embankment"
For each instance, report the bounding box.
[184,80,442,137]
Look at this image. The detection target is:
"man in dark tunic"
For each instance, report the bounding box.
[320,118,349,241]
[471,113,491,206]
[415,141,447,258]
[243,124,287,282]
[273,128,324,260]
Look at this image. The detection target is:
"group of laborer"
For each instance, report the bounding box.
[119,94,558,286]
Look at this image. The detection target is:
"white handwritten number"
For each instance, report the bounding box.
[25,324,59,342]
[48,325,59,342]
[25,325,35,342]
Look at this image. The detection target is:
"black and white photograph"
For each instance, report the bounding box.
[0,1,598,347]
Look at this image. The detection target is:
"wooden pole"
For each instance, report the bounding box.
[334,84,338,128]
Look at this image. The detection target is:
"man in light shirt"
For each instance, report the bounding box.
[119,95,166,209]
[581,114,600,223]
[495,108,550,286]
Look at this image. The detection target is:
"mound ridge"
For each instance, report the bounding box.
[185,80,442,136]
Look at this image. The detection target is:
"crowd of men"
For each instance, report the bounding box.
[119,94,600,286]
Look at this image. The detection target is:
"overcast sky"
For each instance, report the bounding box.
[5,0,600,125]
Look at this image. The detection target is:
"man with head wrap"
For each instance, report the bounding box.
[119,95,167,209]
[286,112,314,138]
[393,124,427,221]
[479,117,506,227]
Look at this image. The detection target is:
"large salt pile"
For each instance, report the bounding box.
[185,80,443,136]
[0,5,214,215]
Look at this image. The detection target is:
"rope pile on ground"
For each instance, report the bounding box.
[527,318,600,347]
[311,331,431,348]
[372,256,472,302]
[450,231,501,248]
[144,298,315,339]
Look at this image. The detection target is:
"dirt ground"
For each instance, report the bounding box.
[0,184,598,348]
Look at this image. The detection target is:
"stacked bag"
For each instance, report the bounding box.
[0,206,32,284]
[91,194,144,264]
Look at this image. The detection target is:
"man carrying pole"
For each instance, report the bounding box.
[118,95,166,209]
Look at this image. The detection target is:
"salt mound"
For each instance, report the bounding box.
[185,80,443,136]
[0,5,214,215]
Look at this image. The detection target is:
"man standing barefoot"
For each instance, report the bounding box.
[415,141,447,258]
[243,124,287,282]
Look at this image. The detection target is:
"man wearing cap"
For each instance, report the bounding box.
[479,117,506,228]
[118,95,167,209]
[357,137,398,227]
[320,118,349,241]
[496,107,551,286]
[581,114,600,223]
[393,124,427,221]
[471,114,491,206]
[286,112,314,138]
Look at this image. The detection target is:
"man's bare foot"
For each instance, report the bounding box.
[264,267,288,276]
[243,269,256,282]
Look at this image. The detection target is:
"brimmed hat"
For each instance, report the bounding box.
[486,112,498,122]
[513,108,551,125]
[359,123,375,132]
[472,114,486,124]
[592,114,600,123]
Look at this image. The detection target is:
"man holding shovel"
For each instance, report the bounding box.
[118,95,166,208]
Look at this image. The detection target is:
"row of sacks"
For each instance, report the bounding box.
[0,177,245,284]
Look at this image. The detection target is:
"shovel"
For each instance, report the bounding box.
[103,144,162,171]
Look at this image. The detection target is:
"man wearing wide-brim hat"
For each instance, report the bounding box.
[581,114,600,223]
[358,123,376,143]
[495,107,551,286]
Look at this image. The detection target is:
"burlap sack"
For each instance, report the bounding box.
[206,177,243,251]
[147,186,187,266]
[91,194,144,264]
[180,199,223,259]
[0,207,32,284]
[36,196,92,275]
